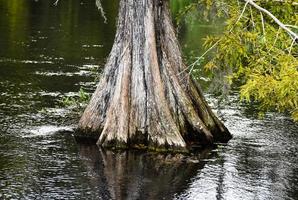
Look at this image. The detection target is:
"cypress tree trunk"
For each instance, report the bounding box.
[75,0,232,152]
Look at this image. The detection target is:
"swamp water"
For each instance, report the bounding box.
[0,0,297,199]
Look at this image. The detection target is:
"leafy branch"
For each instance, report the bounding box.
[181,0,298,121]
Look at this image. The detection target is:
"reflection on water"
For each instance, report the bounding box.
[78,145,211,200]
[0,0,298,199]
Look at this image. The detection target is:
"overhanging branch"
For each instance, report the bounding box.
[244,0,298,40]
[185,0,297,76]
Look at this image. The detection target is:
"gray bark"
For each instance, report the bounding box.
[75,0,232,152]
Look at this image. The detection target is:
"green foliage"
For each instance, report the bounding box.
[61,87,90,109]
[183,0,298,121]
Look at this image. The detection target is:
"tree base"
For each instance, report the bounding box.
[75,0,232,152]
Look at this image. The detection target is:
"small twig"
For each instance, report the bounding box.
[268,27,281,52]
[235,1,249,25]
[285,25,298,30]
[273,27,281,46]
[179,1,249,76]
[250,6,255,28]
[260,12,266,41]
[188,40,221,75]
[95,0,108,24]
[53,0,59,6]
[244,0,298,40]
[254,0,298,6]
[178,39,221,76]
[289,38,296,54]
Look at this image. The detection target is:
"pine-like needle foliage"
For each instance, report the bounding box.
[181,0,298,121]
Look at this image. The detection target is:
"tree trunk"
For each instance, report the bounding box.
[75,0,232,152]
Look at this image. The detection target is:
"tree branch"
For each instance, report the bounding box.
[244,0,298,40]
[183,0,297,77]
[96,0,107,23]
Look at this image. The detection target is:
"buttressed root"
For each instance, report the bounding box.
[75,0,232,152]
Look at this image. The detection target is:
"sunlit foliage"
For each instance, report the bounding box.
[180,0,298,121]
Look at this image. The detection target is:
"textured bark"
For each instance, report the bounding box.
[76,0,232,152]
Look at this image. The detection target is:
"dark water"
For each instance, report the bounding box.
[0,0,297,199]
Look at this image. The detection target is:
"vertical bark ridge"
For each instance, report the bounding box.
[143,0,186,149]
[129,0,148,146]
[77,0,129,139]
[98,0,134,147]
[76,0,232,152]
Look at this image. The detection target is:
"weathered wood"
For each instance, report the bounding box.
[75,0,232,152]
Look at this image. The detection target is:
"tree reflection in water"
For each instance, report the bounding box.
[78,144,213,200]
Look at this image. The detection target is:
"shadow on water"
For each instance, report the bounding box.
[78,144,212,200]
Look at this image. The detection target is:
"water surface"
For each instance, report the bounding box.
[0,0,297,199]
